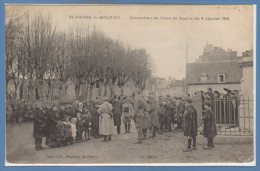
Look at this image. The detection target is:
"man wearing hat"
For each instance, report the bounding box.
[183,98,197,152]
[33,105,46,150]
[165,96,176,132]
[98,96,114,142]
[112,96,122,134]
[202,102,217,149]
[122,97,134,133]
[45,105,59,148]
[133,89,147,144]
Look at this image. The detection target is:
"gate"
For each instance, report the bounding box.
[203,96,253,136]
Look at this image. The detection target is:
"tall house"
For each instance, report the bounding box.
[187,44,242,94]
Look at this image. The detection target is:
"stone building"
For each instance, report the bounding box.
[187,44,242,94]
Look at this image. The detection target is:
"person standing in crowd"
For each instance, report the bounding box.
[91,102,101,138]
[133,90,147,144]
[46,105,59,148]
[82,107,92,141]
[98,97,114,142]
[112,96,122,134]
[122,97,134,133]
[70,118,77,143]
[202,102,217,149]
[176,97,185,130]
[33,105,46,151]
[165,96,176,132]
[147,95,160,138]
[158,98,166,132]
[76,111,83,142]
[182,99,198,152]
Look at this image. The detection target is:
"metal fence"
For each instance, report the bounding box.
[203,96,254,136]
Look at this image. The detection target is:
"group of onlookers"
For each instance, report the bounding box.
[7,87,240,152]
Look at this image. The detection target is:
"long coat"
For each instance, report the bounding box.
[203,109,217,138]
[98,102,114,135]
[133,96,147,129]
[112,101,122,126]
[33,109,46,138]
[183,105,197,137]
[148,100,160,128]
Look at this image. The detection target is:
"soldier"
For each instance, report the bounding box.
[158,98,166,132]
[133,90,147,144]
[122,97,134,133]
[147,95,160,138]
[33,105,46,151]
[182,98,198,152]
[202,102,217,149]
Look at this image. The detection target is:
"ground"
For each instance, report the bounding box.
[6,122,254,165]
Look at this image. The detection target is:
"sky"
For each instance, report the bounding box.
[6,5,254,79]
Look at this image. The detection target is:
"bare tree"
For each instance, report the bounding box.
[5,9,24,99]
[132,49,152,90]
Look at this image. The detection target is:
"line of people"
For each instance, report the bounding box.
[27,89,219,151]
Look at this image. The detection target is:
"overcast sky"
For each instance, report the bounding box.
[6,5,254,79]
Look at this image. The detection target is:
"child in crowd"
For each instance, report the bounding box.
[70,118,77,143]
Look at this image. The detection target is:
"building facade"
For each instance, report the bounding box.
[187,44,242,94]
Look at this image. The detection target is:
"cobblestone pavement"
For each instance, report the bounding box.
[6,123,254,165]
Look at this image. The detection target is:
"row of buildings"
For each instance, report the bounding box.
[151,44,253,97]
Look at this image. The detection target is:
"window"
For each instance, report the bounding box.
[217,74,225,83]
[200,73,208,82]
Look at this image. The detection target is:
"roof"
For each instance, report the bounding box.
[187,61,242,85]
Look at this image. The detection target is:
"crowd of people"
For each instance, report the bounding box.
[6,87,240,152]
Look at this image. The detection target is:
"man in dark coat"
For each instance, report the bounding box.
[165,96,175,132]
[202,102,217,149]
[112,97,122,134]
[176,98,185,129]
[33,105,46,151]
[91,102,101,138]
[45,105,59,148]
[183,99,197,152]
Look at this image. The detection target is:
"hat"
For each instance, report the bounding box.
[223,88,231,93]
[52,105,58,111]
[103,96,109,101]
[136,89,142,95]
[214,90,220,94]
[204,102,212,107]
[185,98,192,104]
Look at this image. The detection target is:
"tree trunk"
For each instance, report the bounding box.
[19,80,24,100]
[85,83,89,99]
[89,84,94,100]
[13,80,19,100]
[75,83,80,100]
[104,84,108,97]
[120,86,124,96]
[35,86,39,100]
[98,82,103,97]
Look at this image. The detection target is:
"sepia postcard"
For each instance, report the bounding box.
[4,4,255,166]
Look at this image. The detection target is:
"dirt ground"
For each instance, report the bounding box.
[6,122,254,165]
